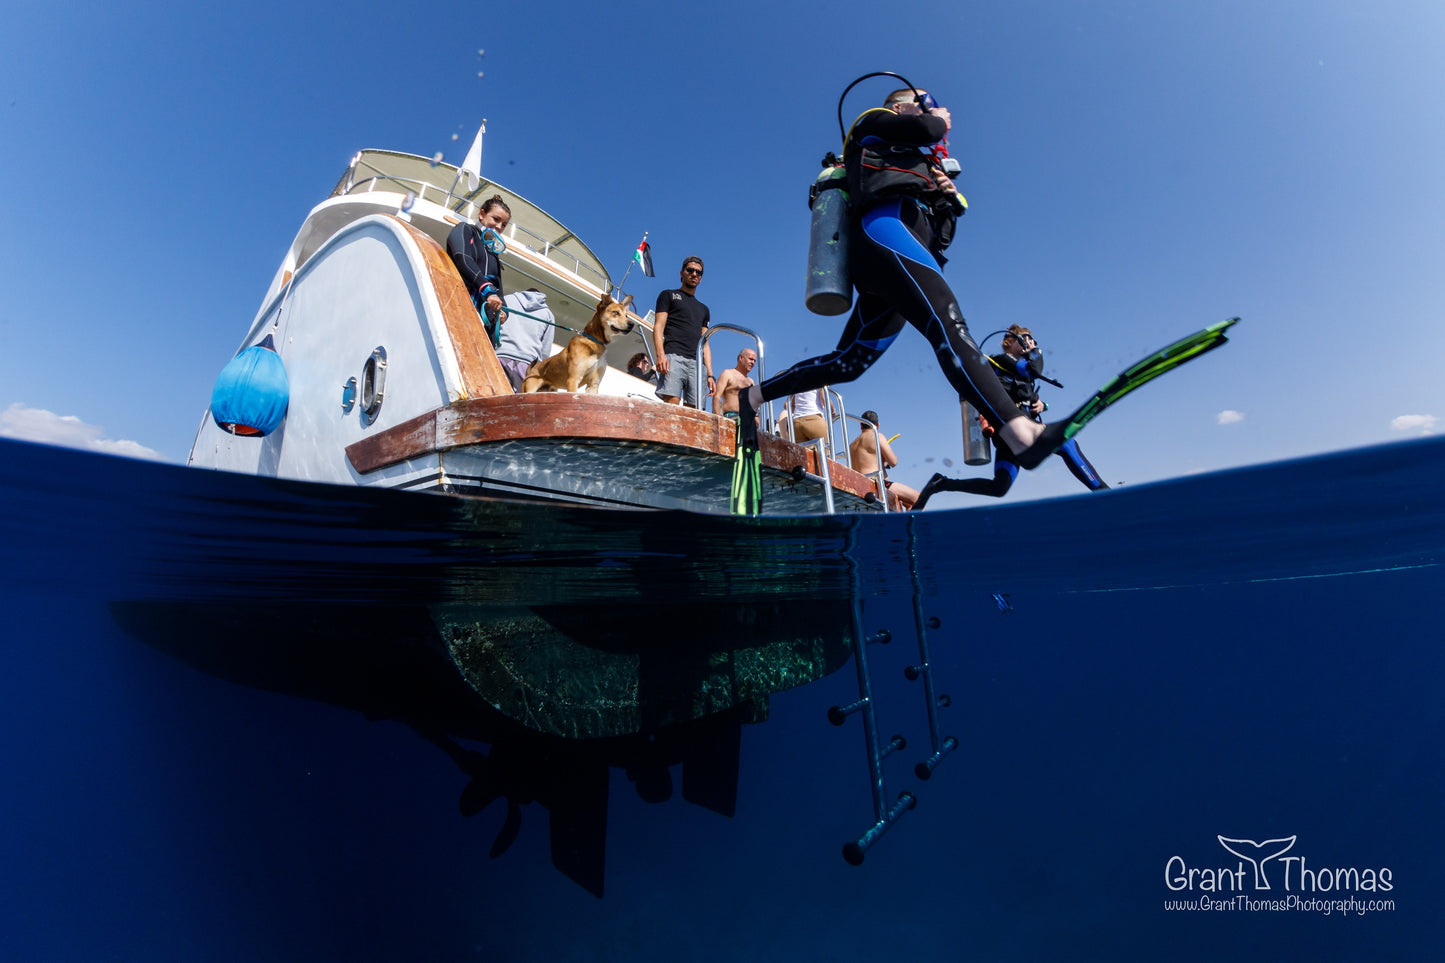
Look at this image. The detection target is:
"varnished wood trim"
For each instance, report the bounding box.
[345,393,881,500]
[395,218,513,400]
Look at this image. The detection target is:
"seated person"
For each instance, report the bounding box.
[849,410,919,510]
[627,352,659,385]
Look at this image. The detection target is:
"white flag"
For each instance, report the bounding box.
[459,123,485,191]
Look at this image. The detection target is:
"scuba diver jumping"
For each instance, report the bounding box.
[735,75,1072,512]
[913,325,1109,510]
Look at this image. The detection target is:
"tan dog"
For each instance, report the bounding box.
[522,293,635,393]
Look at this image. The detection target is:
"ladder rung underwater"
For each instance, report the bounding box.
[829,516,958,864]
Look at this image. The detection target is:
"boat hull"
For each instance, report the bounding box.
[434,599,853,739]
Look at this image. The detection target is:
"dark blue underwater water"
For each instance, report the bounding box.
[2,436,1441,961]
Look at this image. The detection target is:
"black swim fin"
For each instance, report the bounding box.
[730,393,763,515]
[1017,317,1239,469]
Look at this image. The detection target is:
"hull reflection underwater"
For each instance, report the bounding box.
[113,598,812,898]
[113,549,946,894]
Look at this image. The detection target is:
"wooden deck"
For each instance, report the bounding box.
[345,393,885,510]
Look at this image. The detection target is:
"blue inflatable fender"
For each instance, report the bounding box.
[210,333,290,436]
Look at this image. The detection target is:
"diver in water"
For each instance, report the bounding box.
[446,194,512,346]
[739,84,1068,470]
[913,325,1108,510]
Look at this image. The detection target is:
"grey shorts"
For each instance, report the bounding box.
[657,354,700,405]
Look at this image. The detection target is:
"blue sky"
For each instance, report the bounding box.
[2,0,1442,502]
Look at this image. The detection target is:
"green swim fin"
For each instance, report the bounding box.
[730,441,762,516]
[1016,318,1238,469]
[1063,317,1239,441]
[730,394,763,516]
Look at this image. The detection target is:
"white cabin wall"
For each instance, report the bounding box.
[190,216,464,484]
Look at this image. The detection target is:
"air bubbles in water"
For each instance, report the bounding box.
[431,151,444,166]
[478,49,485,56]
[477,72,485,78]
[451,133,459,141]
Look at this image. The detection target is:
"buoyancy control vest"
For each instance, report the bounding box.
[845,108,940,206]
[803,105,967,313]
[843,108,962,256]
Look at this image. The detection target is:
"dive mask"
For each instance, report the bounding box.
[482,227,507,255]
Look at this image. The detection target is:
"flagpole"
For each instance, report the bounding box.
[447,121,487,212]
[616,230,648,295]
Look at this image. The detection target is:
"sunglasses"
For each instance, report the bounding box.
[682,267,703,276]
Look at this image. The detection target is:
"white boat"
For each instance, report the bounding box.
[181,146,874,742]
[188,149,889,515]
[173,148,908,892]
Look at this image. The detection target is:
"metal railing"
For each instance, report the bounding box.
[694,324,771,426]
[825,387,849,467]
[777,404,890,514]
[339,173,611,292]
[778,388,828,448]
[793,438,837,515]
[778,387,848,460]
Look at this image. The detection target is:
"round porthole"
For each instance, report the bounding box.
[361,346,387,419]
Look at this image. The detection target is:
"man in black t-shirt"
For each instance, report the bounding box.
[652,256,714,406]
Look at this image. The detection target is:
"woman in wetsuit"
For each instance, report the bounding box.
[740,86,1061,466]
[913,325,1108,509]
[446,195,512,346]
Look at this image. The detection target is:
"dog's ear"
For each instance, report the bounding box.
[619,294,634,310]
[598,293,614,309]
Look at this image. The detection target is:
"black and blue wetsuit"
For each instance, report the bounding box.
[756,108,1022,429]
[916,350,1107,505]
[446,221,505,346]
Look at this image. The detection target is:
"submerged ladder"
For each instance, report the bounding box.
[828,515,958,864]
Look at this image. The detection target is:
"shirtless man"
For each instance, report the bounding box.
[712,348,758,420]
[848,409,920,510]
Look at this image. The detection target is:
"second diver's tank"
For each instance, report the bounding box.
[961,400,991,466]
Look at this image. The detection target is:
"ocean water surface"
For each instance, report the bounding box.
[1,436,1440,960]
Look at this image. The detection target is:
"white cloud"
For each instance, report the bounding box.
[1216,410,1245,425]
[0,403,166,461]
[1390,414,1437,435]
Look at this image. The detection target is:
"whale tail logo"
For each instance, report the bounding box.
[1217,835,1298,890]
